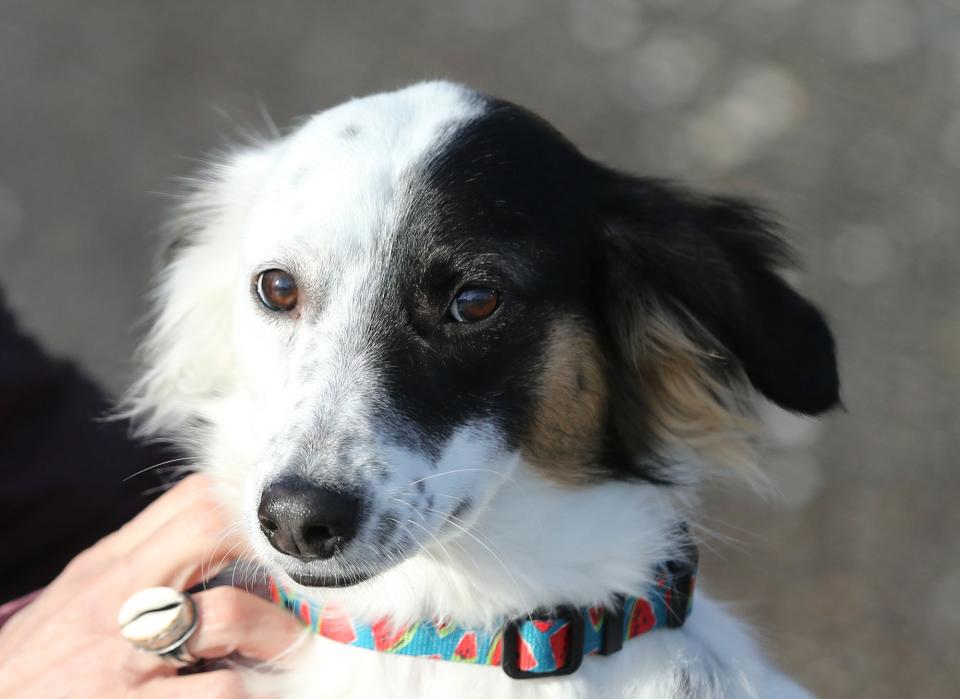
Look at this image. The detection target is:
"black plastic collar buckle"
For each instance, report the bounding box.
[501,606,585,680]
[664,560,698,628]
[661,523,698,629]
[598,595,625,656]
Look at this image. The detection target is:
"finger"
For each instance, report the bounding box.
[136,669,252,699]
[100,473,221,556]
[188,587,306,661]
[123,501,249,591]
[57,475,218,580]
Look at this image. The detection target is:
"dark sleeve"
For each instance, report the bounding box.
[0,290,176,603]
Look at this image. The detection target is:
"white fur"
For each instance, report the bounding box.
[127,82,815,698]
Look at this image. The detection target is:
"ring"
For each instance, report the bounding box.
[118,587,200,668]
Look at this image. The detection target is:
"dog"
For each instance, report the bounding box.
[126,81,838,698]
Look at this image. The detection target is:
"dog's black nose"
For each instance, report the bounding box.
[257,477,361,560]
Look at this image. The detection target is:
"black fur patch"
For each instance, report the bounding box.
[368,101,596,458]
[597,178,839,414]
[449,498,472,522]
[357,97,838,482]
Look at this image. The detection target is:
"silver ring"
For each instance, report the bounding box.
[118,587,200,668]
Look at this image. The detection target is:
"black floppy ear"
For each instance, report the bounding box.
[597,175,839,415]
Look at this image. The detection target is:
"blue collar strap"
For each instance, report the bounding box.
[269,544,697,680]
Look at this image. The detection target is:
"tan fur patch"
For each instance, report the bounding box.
[628,311,763,485]
[521,322,608,485]
[523,312,762,488]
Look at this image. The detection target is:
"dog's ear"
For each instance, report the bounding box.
[596,175,839,423]
[121,146,275,437]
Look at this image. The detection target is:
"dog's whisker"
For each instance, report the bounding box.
[397,514,450,568]
[694,512,770,544]
[360,541,402,590]
[388,516,443,569]
[421,507,526,607]
[230,556,243,589]
[122,456,196,482]
[206,536,245,589]
[399,490,460,501]
[242,555,267,593]
[233,552,253,589]
[404,468,517,489]
[689,520,748,546]
[392,495,508,585]
[376,517,450,591]
[688,512,774,559]
[198,516,245,582]
[419,505,500,552]
[382,506,464,600]
[413,513,490,583]
[395,518,470,603]
[255,95,282,140]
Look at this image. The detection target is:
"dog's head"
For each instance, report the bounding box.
[129,82,838,588]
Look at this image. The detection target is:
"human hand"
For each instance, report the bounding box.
[0,474,304,698]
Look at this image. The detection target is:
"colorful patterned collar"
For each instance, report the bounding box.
[269,544,698,680]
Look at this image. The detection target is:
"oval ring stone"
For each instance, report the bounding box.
[118,587,197,652]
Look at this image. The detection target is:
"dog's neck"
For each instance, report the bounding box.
[285,463,691,629]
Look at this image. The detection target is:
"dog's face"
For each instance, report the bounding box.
[132,82,838,588]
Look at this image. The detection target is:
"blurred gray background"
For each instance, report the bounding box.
[1,1,958,696]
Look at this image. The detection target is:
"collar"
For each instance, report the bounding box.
[269,542,697,680]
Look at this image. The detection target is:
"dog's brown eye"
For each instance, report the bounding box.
[257,269,298,312]
[450,287,500,323]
